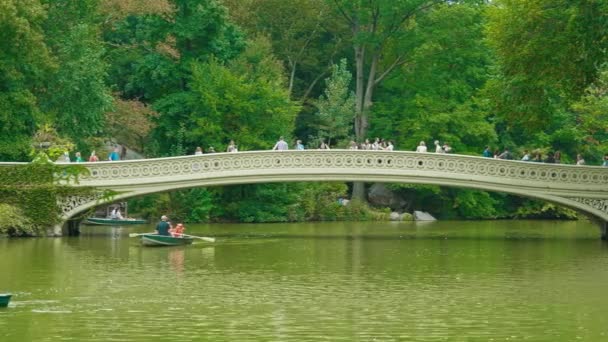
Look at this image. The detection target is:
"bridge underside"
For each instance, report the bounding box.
[60,172,608,239]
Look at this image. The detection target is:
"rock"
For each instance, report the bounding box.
[368,183,408,210]
[390,212,401,221]
[414,211,436,221]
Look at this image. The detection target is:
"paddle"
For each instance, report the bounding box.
[129,232,156,238]
[181,234,215,243]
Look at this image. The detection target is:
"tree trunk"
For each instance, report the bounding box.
[288,59,296,98]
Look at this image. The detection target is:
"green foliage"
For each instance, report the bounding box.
[571,64,608,162]
[0,155,94,236]
[0,204,37,237]
[373,2,495,153]
[484,0,608,139]
[0,0,53,161]
[153,44,300,153]
[42,23,113,145]
[314,59,355,146]
[513,200,578,220]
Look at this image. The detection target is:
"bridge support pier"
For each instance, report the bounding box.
[65,220,80,237]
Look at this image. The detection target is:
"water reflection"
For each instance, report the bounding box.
[1,220,608,341]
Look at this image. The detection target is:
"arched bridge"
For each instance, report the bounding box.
[55,150,608,238]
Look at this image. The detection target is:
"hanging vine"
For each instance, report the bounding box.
[0,154,97,236]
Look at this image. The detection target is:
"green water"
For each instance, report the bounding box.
[1,220,608,341]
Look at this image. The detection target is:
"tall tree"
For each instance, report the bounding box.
[372,1,495,153]
[314,58,356,146]
[0,0,53,161]
[40,0,113,148]
[329,0,441,198]
[223,0,346,101]
[485,0,608,138]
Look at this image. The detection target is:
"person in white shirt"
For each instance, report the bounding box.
[385,141,394,151]
[416,141,427,153]
[434,140,443,153]
[371,138,380,150]
[227,140,238,152]
[273,136,289,150]
[576,154,585,166]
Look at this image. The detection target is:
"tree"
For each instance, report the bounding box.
[0,0,53,161]
[314,58,356,146]
[105,97,159,153]
[329,0,442,198]
[152,36,300,154]
[485,0,608,135]
[223,0,346,101]
[571,64,608,161]
[372,1,495,153]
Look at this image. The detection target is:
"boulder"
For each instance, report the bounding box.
[368,183,408,210]
[413,211,436,221]
[389,212,401,221]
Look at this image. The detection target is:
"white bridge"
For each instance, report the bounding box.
[50,150,608,238]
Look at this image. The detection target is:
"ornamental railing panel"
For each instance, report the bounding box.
[75,150,608,190]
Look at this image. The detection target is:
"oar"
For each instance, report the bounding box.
[181,234,215,243]
[129,232,156,238]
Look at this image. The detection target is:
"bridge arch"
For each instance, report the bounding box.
[55,150,608,237]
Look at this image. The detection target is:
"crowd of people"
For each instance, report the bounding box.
[482,146,608,166]
[56,138,608,167]
[57,146,122,163]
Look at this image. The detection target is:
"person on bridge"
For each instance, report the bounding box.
[603,154,608,167]
[416,141,427,153]
[227,140,238,152]
[89,151,99,162]
[195,147,203,155]
[576,154,586,166]
[482,146,492,158]
[296,139,304,150]
[319,139,330,150]
[109,147,120,161]
[434,140,443,153]
[273,136,289,150]
[498,148,513,160]
[156,215,171,236]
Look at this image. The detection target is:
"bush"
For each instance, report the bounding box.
[0,204,43,237]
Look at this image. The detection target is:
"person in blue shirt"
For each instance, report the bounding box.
[296,139,304,150]
[603,154,608,167]
[156,215,171,236]
[109,147,120,161]
[482,146,492,158]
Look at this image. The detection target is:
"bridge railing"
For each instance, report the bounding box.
[69,150,608,190]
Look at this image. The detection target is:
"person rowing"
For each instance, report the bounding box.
[156,215,171,236]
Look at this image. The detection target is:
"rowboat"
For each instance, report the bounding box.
[0,294,11,308]
[85,217,146,225]
[140,234,194,247]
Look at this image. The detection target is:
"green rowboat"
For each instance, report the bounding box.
[0,294,11,308]
[85,217,146,225]
[141,234,194,247]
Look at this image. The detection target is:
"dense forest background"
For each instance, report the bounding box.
[1,0,607,223]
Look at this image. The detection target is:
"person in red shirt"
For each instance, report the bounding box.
[172,223,185,237]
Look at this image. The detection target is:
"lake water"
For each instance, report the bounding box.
[1,220,608,341]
